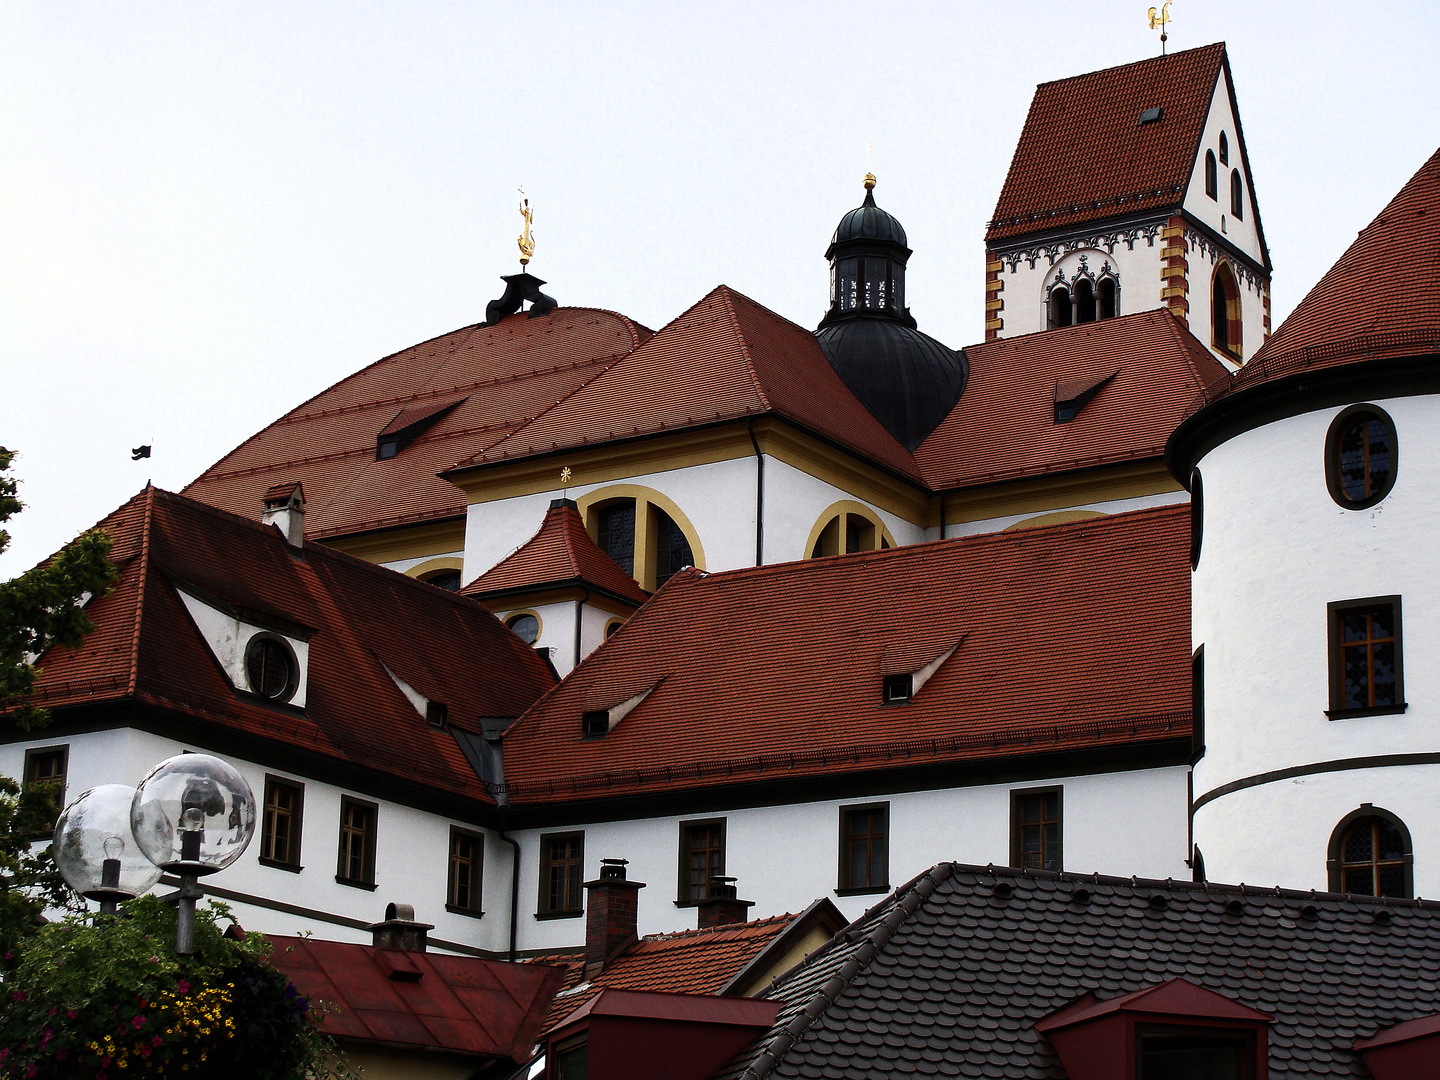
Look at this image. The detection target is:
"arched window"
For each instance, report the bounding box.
[1074,278,1096,324]
[807,502,895,558]
[596,499,637,577]
[1325,404,1397,510]
[1097,276,1118,320]
[505,611,541,645]
[654,506,694,586]
[1211,263,1242,359]
[582,487,706,592]
[1048,285,1073,329]
[418,568,461,592]
[1328,809,1412,898]
[1230,170,1244,219]
[1218,131,1229,165]
[1205,150,1218,201]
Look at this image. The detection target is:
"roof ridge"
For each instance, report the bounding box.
[1033,40,1225,90]
[125,485,158,696]
[716,287,774,412]
[637,913,795,944]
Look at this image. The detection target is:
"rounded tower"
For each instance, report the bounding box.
[1168,148,1440,899]
[815,176,966,451]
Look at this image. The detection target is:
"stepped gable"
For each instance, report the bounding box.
[446,286,922,484]
[916,309,1226,489]
[499,504,1191,805]
[988,43,1227,243]
[21,487,555,803]
[463,499,649,605]
[721,864,1440,1079]
[183,307,649,540]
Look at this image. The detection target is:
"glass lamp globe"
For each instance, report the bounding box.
[129,754,256,875]
[53,785,163,903]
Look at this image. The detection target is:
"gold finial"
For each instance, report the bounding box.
[864,139,876,190]
[863,173,876,191]
[517,187,536,267]
[1147,1,1172,54]
[560,466,572,486]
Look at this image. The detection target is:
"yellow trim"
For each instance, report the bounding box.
[986,298,1004,312]
[1002,509,1108,531]
[327,520,465,565]
[405,556,464,582]
[943,461,1180,526]
[803,500,897,559]
[577,484,707,592]
[500,608,544,644]
[1161,284,1189,299]
[1161,225,1185,239]
[985,278,1004,293]
[603,617,626,640]
[985,317,1004,331]
[985,258,1002,272]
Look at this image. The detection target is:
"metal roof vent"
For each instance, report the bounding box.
[1139,106,1163,125]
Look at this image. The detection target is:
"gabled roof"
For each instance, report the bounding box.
[913,309,1226,490]
[987,43,1227,243]
[463,499,649,606]
[499,504,1191,805]
[183,307,650,540]
[21,487,555,803]
[723,864,1440,1080]
[267,935,564,1061]
[445,286,923,484]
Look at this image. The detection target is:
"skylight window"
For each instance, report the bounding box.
[1139,107,1163,125]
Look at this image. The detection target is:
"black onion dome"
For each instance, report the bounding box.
[816,319,967,451]
[828,187,909,253]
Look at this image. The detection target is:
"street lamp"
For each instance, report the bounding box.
[130,754,257,955]
[53,785,164,914]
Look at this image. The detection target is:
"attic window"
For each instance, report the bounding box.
[245,635,299,703]
[1139,107,1163,125]
[582,711,609,738]
[374,396,467,461]
[883,674,913,703]
[1054,371,1118,423]
[376,436,400,460]
[426,702,448,730]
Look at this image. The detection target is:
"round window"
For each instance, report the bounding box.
[506,613,540,645]
[1325,404,1397,510]
[244,635,298,702]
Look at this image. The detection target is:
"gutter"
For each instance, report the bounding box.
[747,420,765,565]
[499,817,522,962]
[574,586,591,670]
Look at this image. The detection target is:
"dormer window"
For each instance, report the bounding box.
[883,674,913,703]
[374,396,466,461]
[582,711,609,738]
[245,634,299,703]
[426,702,449,730]
[376,435,400,460]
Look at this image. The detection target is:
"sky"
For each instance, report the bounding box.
[2,1,1436,578]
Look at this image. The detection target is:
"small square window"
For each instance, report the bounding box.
[1328,596,1405,717]
[882,674,913,703]
[260,776,304,870]
[838,804,888,894]
[447,827,484,915]
[582,711,609,738]
[426,702,449,730]
[538,833,584,917]
[678,820,726,904]
[1011,788,1062,872]
[336,797,377,889]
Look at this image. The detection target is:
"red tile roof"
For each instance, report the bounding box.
[987,44,1226,243]
[915,310,1227,489]
[21,487,555,802]
[1189,146,1440,407]
[500,504,1191,804]
[267,935,565,1060]
[463,500,649,606]
[183,308,650,540]
[446,286,923,484]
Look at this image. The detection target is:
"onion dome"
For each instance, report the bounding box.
[816,176,967,451]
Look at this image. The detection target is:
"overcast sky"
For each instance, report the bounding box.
[2,1,1435,578]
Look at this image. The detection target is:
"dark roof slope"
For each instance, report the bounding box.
[988,44,1226,243]
[726,863,1440,1080]
[22,487,555,803]
[183,307,650,540]
[500,504,1190,805]
[916,309,1226,489]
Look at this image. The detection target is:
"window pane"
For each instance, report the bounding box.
[1339,421,1371,500]
[1371,641,1396,706]
[1343,644,1368,710]
[1344,865,1376,895]
[1378,864,1407,898]
[1142,1035,1241,1080]
[1343,823,1374,864]
[597,503,636,576]
[655,509,694,586]
[1342,611,1369,643]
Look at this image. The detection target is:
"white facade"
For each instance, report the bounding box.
[995,237,1169,341]
[1191,393,1440,894]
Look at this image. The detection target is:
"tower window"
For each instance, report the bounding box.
[1328,810,1412,898]
[1010,788,1062,872]
[1098,276,1118,319]
[808,505,892,558]
[1205,150,1218,201]
[1231,170,1244,219]
[419,568,461,592]
[1328,597,1403,716]
[1218,131,1229,165]
[506,612,541,645]
[1074,278,1096,324]
[1211,263,1242,359]
[596,500,637,577]
[1048,285,1073,329]
[1325,404,1397,509]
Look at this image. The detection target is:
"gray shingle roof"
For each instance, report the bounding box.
[724,863,1440,1079]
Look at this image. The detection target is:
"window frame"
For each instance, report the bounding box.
[1136,1023,1257,1080]
[1327,805,1413,898]
[1327,595,1405,719]
[258,775,304,872]
[1191,645,1205,763]
[22,744,69,838]
[243,632,300,704]
[1211,263,1242,359]
[335,795,378,890]
[837,802,890,896]
[446,826,485,917]
[1189,468,1203,570]
[537,831,585,919]
[1010,786,1063,873]
[1324,403,1398,510]
[676,818,727,906]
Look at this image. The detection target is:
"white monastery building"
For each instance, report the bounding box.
[8,43,1440,959]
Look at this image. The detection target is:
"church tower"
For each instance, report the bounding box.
[985,43,1271,368]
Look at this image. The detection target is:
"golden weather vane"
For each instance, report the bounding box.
[865,138,876,191]
[560,466,572,486]
[1147,1,1173,55]
[517,188,536,267]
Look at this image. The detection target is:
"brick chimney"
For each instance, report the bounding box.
[261,481,306,548]
[583,858,645,980]
[368,902,434,952]
[697,876,754,928]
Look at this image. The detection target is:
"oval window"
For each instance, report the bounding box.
[1189,469,1203,570]
[506,613,540,645]
[245,635,298,702]
[1325,404,1397,509]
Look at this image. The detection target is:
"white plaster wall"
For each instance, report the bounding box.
[763,456,924,564]
[995,240,1166,340]
[1181,233,1268,367]
[1193,764,1440,896]
[1192,395,1440,888]
[177,590,311,708]
[463,492,557,588]
[1181,69,1265,267]
[382,551,464,576]
[1,727,509,956]
[496,599,576,676]
[936,487,1187,541]
[510,764,1189,953]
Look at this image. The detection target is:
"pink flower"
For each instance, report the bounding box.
[151,1037,162,1048]
[131,1015,146,1030]
[67,1011,77,1020]
[175,979,190,995]
[10,991,25,1001]
[25,1065,36,1078]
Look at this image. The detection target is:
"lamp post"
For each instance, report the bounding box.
[53,785,164,914]
[130,754,256,955]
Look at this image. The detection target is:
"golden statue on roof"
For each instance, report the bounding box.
[517,188,536,266]
[1147,1,1173,53]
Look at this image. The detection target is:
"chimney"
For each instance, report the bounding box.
[261,481,306,548]
[368,902,434,952]
[583,858,645,980]
[697,876,754,928]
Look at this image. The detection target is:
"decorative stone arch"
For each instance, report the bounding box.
[805,500,896,558]
[577,484,707,591]
[1002,509,1107,532]
[1211,261,1243,360]
[1327,804,1414,898]
[1046,252,1119,329]
[406,557,463,591]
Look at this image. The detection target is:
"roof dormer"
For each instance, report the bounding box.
[174,584,314,709]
